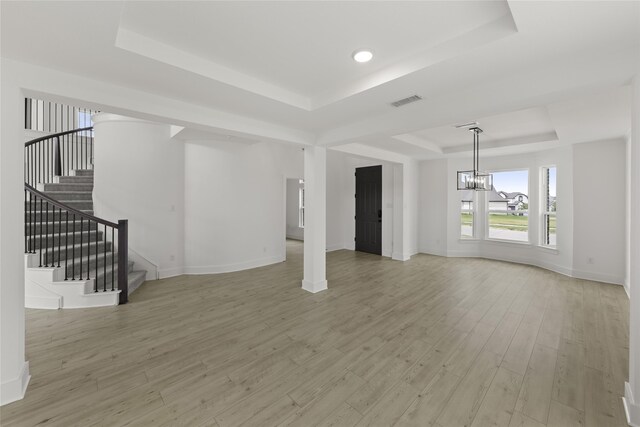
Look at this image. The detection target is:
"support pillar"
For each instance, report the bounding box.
[302,146,328,293]
[625,72,640,426]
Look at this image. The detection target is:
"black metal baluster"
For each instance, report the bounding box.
[103,224,107,292]
[57,207,61,268]
[65,211,69,280]
[24,190,27,253]
[38,198,42,266]
[111,227,115,291]
[45,139,48,184]
[95,221,99,291]
[48,101,51,133]
[79,217,83,280]
[44,201,49,266]
[72,214,76,280]
[88,220,92,282]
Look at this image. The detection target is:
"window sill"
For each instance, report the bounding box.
[458,238,480,243]
[484,238,532,247]
[536,245,559,254]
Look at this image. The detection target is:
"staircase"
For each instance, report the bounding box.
[24,127,146,309]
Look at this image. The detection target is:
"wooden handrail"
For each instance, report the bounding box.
[24,183,119,228]
[24,126,93,148]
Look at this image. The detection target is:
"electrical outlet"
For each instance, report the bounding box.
[587,257,594,265]
[170,254,175,261]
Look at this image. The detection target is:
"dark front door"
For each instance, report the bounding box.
[355,165,382,255]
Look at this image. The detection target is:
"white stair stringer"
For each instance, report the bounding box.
[24,254,120,309]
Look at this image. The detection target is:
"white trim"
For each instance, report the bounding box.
[392,252,411,261]
[570,269,625,286]
[183,254,284,275]
[1,362,30,406]
[326,243,344,252]
[427,249,624,285]
[418,245,448,257]
[286,234,304,241]
[158,267,185,279]
[301,279,328,293]
[625,279,631,299]
[484,238,531,246]
[625,382,640,427]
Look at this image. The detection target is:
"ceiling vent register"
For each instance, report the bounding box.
[390,95,423,108]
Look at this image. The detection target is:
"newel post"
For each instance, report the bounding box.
[118,219,128,304]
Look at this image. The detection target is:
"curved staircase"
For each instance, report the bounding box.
[24,127,146,309]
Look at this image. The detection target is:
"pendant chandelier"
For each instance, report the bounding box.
[457,126,493,191]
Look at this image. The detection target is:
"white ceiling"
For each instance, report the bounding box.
[1,1,638,161]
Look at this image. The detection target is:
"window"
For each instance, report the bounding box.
[488,170,529,242]
[542,166,557,247]
[298,179,305,228]
[460,191,474,238]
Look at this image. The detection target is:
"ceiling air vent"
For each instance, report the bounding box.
[390,95,422,108]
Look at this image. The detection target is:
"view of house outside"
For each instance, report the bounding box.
[460,169,557,243]
[488,170,529,241]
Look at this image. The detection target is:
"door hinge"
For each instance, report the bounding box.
[354,237,356,241]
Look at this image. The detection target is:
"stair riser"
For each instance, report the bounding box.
[28,200,93,210]
[42,192,93,201]
[27,221,98,234]
[26,231,104,249]
[26,211,94,220]
[41,183,93,192]
[55,176,94,184]
[71,169,94,177]
[37,242,112,265]
[65,261,134,284]
[57,254,117,278]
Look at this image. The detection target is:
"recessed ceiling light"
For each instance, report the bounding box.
[352,49,373,63]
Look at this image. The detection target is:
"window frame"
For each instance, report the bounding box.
[541,166,557,248]
[298,180,305,228]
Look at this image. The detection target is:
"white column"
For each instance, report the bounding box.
[392,164,407,261]
[1,59,30,405]
[391,161,417,261]
[302,146,327,293]
[625,73,640,426]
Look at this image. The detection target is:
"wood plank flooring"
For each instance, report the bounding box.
[1,240,630,426]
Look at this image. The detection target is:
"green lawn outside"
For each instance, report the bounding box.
[460,213,556,232]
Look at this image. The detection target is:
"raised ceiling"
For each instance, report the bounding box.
[1,1,639,161]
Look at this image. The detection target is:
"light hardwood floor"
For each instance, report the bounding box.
[1,240,630,426]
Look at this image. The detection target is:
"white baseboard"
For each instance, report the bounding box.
[624,382,640,426]
[158,267,185,279]
[326,243,344,252]
[420,248,624,286]
[301,279,328,293]
[624,279,631,299]
[1,361,30,406]
[418,246,447,257]
[183,254,285,275]
[571,269,625,286]
[391,252,410,261]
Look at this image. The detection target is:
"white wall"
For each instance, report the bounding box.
[572,139,627,284]
[418,159,448,256]
[183,140,303,273]
[92,114,185,279]
[0,58,30,405]
[286,178,303,240]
